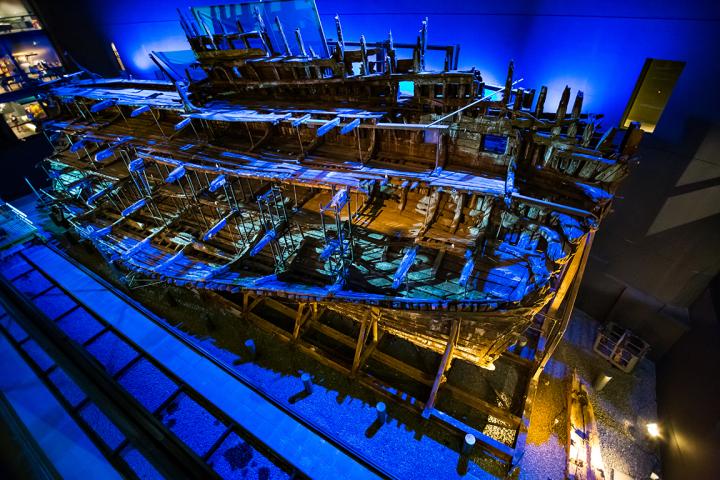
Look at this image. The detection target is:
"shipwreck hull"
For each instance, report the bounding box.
[35,0,641,372]
[324,301,542,369]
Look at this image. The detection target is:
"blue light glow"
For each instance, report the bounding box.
[81,0,719,139]
[398,80,414,96]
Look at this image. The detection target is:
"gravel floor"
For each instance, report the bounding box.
[30,287,76,320]
[85,330,139,376]
[118,358,178,412]
[56,307,105,344]
[209,432,291,480]
[79,402,127,450]
[158,392,228,457]
[119,445,164,480]
[519,309,661,479]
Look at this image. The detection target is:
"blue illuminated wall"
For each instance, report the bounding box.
[38,0,720,141]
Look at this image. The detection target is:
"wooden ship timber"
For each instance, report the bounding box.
[36,0,642,376]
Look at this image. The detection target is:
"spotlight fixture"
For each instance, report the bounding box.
[646,422,661,438]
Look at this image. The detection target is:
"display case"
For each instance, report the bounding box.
[0,0,62,139]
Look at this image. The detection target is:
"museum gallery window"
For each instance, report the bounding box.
[0,0,62,139]
[1,97,45,139]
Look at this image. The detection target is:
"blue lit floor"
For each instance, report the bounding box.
[1,247,294,479]
[0,313,123,479]
[2,242,376,479]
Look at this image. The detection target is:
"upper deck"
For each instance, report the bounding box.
[35,0,642,319]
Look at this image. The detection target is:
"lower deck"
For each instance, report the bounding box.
[50,151,571,310]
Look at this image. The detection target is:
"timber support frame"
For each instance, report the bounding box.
[217,231,595,476]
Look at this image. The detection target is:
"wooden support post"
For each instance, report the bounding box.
[502,60,514,105]
[582,120,596,148]
[371,307,379,343]
[359,35,369,75]
[387,30,396,73]
[431,250,446,279]
[301,372,313,393]
[292,303,310,339]
[351,314,371,375]
[398,182,409,211]
[450,192,464,233]
[334,14,345,70]
[244,295,265,322]
[513,89,524,112]
[596,127,616,150]
[358,330,384,370]
[249,125,274,152]
[253,7,274,55]
[355,308,384,373]
[535,86,547,118]
[242,291,250,320]
[294,28,307,57]
[294,302,319,339]
[422,319,461,417]
[311,302,319,322]
[418,18,428,71]
[570,90,584,120]
[433,132,445,170]
[556,86,571,124]
[567,90,583,138]
[274,16,292,56]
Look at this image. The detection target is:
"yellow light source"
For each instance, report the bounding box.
[650,473,660,480]
[646,422,661,438]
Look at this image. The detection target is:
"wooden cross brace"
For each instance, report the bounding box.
[422,318,461,417]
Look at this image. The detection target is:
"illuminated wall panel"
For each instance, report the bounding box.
[621,59,685,133]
